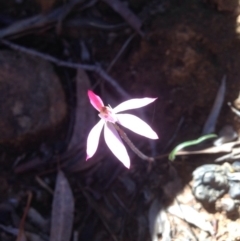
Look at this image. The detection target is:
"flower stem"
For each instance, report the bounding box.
[113,123,154,163]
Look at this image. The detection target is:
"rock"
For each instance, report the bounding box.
[192,164,229,203]
[232,161,240,172]
[229,182,240,199]
[192,162,240,205]
[0,50,67,149]
[193,183,228,203]
[216,198,239,214]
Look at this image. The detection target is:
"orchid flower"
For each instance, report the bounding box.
[86,90,158,168]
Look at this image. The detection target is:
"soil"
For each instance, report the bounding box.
[111,0,240,146]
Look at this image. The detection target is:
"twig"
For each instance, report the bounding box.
[16,191,32,241]
[78,184,119,241]
[113,123,154,162]
[0,39,129,98]
[0,0,86,39]
[162,116,184,153]
[112,192,130,214]
[107,32,136,72]
[35,176,54,195]
[101,0,144,36]
[228,102,240,117]
[56,0,84,33]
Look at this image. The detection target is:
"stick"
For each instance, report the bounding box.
[0,39,129,98]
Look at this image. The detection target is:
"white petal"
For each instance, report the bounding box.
[113,97,157,113]
[86,119,104,159]
[104,122,130,168]
[117,114,158,139]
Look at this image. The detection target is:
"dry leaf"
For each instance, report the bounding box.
[202,75,226,135]
[148,199,171,241]
[167,204,214,235]
[67,68,96,151]
[66,68,102,172]
[27,207,48,232]
[50,171,74,241]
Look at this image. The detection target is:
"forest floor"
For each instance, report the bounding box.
[0,0,240,240]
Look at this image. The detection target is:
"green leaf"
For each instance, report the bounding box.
[168,134,217,161]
